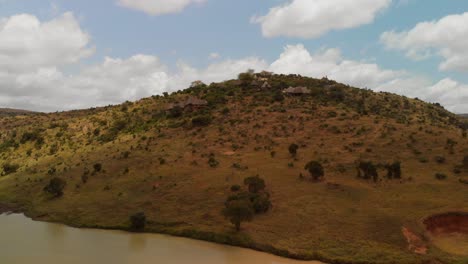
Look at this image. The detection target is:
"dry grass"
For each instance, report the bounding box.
[1,75,467,264]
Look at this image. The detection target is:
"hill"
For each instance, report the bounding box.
[0,108,38,117]
[0,73,467,264]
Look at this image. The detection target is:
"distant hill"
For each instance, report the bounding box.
[0,73,467,264]
[0,108,37,117]
[459,113,468,118]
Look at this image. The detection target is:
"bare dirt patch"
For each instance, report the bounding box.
[402,227,427,254]
[424,213,468,256]
[424,213,468,235]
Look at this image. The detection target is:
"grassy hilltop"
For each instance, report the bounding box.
[0,72,467,264]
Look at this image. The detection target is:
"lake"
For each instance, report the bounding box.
[0,213,322,264]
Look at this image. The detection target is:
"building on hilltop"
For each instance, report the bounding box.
[282,86,311,95]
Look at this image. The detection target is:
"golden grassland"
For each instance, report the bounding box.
[0,74,467,264]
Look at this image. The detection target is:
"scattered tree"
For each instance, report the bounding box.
[2,163,19,175]
[288,143,299,157]
[93,163,102,172]
[223,200,254,231]
[385,161,402,179]
[244,175,265,193]
[43,177,66,197]
[305,161,324,181]
[357,161,378,182]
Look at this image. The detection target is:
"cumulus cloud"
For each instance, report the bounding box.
[117,0,206,16]
[0,12,465,113]
[252,0,391,38]
[269,44,400,88]
[0,12,94,72]
[381,12,468,72]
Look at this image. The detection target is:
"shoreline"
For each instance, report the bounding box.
[0,202,339,263]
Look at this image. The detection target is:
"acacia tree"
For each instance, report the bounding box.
[304,161,324,181]
[223,200,254,231]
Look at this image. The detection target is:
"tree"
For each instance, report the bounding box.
[130,212,146,231]
[288,144,299,157]
[93,163,102,172]
[43,177,66,197]
[386,161,401,179]
[244,176,265,193]
[357,161,378,182]
[223,200,254,231]
[304,161,324,181]
[2,163,19,175]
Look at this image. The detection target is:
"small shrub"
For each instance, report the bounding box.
[192,115,212,127]
[2,163,19,175]
[435,173,447,180]
[208,157,219,168]
[288,143,299,157]
[230,185,241,192]
[93,163,102,172]
[305,161,325,181]
[435,156,446,164]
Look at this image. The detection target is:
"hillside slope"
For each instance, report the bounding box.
[0,73,467,264]
[0,108,37,117]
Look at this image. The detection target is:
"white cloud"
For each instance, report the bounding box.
[0,12,94,72]
[269,45,400,89]
[252,0,391,38]
[381,12,468,72]
[0,14,465,113]
[117,0,206,16]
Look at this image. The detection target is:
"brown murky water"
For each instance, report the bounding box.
[0,214,323,264]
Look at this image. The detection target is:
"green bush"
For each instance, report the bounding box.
[192,115,212,127]
[435,173,447,180]
[305,161,325,181]
[244,176,265,193]
[435,156,446,164]
[230,185,241,192]
[223,199,254,231]
[288,143,299,157]
[2,163,19,175]
[93,163,102,172]
[43,177,66,197]
[357,161,378,182]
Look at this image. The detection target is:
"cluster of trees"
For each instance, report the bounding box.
[356,161,402,182]
[223,175,271,231]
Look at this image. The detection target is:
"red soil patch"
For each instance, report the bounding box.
[402,227,427,254]
[424,213,468,235]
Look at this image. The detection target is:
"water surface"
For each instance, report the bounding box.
[0,214,322,264]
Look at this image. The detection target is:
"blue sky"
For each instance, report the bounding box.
[0,0,467,112]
